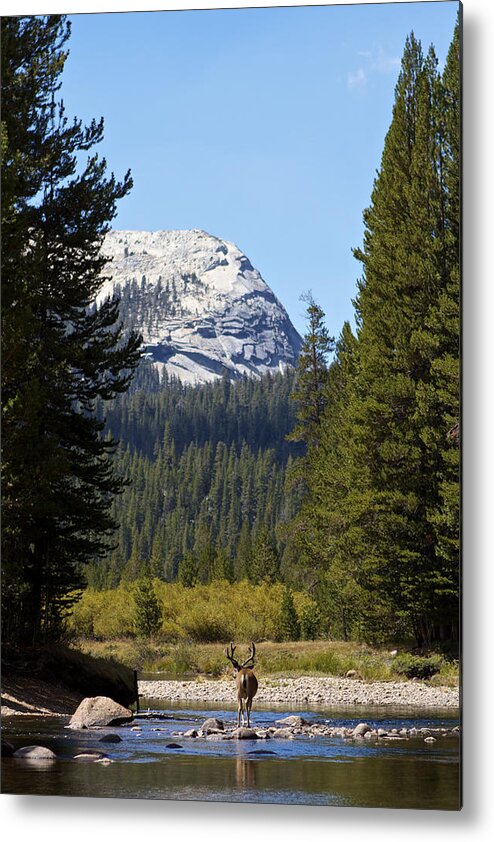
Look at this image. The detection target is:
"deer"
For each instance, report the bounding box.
[225,641,258,728]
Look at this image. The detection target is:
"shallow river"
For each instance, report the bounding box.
[2,697,461,810]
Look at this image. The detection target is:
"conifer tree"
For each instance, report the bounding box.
[177,552,198,588]
[278,587,300,641]
[288,293,334,446]
[134,577,162,638]
[1,16,141,642]
[346,30,459,643]
[249,527,279,584]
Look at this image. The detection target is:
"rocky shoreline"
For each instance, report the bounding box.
[139,675,459,709]
[1,673,459,718]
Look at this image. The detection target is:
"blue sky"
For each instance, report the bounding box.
[61,2,459,338]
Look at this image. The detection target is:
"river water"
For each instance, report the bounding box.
[1,697,460,810]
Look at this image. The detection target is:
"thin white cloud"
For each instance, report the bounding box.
[347,67,367,90]
[348,44,400,93]
[372,46,400,74]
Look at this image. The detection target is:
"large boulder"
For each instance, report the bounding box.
[69,696,133,728]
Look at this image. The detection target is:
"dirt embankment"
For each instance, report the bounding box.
[1,645,136,717]
[1,674,83,717]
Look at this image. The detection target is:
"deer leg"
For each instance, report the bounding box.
[237,699,242,728]
[246,699,252,728]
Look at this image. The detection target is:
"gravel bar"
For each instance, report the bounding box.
[139,676,459,708]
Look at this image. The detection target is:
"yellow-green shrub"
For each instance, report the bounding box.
[67,579,316,643]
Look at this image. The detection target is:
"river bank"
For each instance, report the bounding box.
[1,674,84,717]
[140,675,459,708]
[1,671,459,718]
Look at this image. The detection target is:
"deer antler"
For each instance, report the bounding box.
[240,641,256,669]
[225,641,240,670]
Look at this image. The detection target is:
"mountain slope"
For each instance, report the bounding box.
[99,229,302,385]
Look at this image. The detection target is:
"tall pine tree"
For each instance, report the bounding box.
[1,16,141,643]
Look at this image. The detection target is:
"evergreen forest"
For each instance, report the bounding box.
[87,367,305,589]
[1,14,460,652]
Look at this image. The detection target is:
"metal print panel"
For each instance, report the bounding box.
[1,1,461,810]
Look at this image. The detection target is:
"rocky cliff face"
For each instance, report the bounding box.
[98,229,301,385]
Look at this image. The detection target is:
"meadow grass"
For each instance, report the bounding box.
[68,581,459,687]
[74,638,459,687]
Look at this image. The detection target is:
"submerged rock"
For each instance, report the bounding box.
[99,733,122,743]
[73,751,108,762]
[14,745,56,761]
[248,749,276,755]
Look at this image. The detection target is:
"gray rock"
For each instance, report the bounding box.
[345,670,362,680]
[424,736,437,743]
[73,751,108,762]
[14,745,56,760]
[377,728,388,737]
[206,734,232,741]
[274,715,307,728]
[166,743,183,749]
[248,749,276,755]
[99,230,302,387]
[184,729,198,738]
[352,723,372,738]
[232,727,259,740]
[200,717,224,731]
[99,733,122,743]
[69,696,133,729]
[271,728,294,739]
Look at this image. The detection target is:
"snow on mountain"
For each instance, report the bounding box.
[98,229,302,385]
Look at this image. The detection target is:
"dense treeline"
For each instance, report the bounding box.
[287,23,460,647]
[2,16,460,652]
[87,369,305,588]
[1,16,141,644]
[101,364,301,461]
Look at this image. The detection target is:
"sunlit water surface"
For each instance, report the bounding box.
[2,696,460,809]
